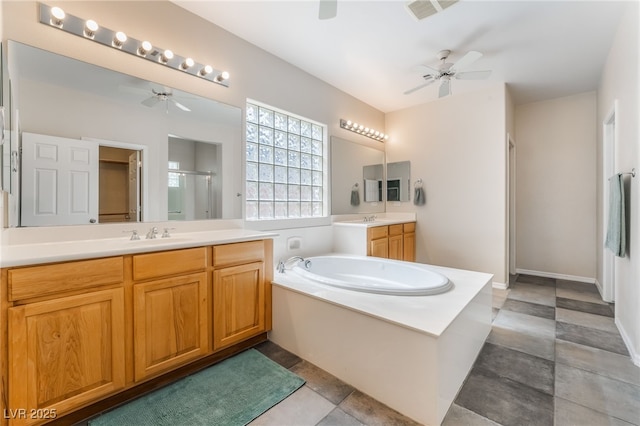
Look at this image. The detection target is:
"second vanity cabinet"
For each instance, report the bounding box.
[367,222,416,261]
[334,220,416,262]
[1,239,273,426]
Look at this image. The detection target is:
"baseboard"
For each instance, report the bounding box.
[492,282,508,290]
[615,318,640,367]
[515,268,595,284]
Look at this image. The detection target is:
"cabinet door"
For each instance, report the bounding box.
[8,289,125,425]
[388,234,403,260]
[133,272,208,381]
[369,238,389,258]
[403,232,416,262]
[213,262,265,351]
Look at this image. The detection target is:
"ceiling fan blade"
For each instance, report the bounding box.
[319,0,337,19]
[451,50,482,72]
[438,79,451,98]
[172,99,191,112]
[141,96,161,108]
[415,64,440,75]
[455,70,492,80]
[403,78,436,95]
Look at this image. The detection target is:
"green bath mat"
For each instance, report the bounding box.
[89,349,305,426]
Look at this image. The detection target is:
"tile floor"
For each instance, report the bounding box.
[252,274,640,426]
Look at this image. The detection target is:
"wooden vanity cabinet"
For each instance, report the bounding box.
[131,248,208,381]
[1,238,273,426]
[367,222,416,262]
[6,258,126,426]
[212,240,272,351]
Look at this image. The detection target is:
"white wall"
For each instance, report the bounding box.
[385,84,508,285]
[0,1,383,250]
[515,92,597,280]
[597,1,639,365]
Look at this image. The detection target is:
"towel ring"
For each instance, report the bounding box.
[352,182,359,190]
[414,178,423,188]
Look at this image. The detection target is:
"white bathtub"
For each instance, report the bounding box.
[290,255,453,296]
[271,255,493,425]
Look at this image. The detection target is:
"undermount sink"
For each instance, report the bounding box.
[131,237,193,244]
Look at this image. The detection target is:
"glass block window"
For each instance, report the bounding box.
[168,161,180,188]
[246,101,326,221]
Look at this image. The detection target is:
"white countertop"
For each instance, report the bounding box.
[332,218,416,228]
[0,228,277,267]
[273,260,493,337]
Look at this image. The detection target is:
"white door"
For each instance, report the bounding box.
[21,132,98,226]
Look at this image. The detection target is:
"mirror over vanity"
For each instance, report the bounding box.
[330,136,412,214]
[2,41,242,227]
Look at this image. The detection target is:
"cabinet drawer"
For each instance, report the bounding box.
[133,247,207,281]
[8,257,124,301]
[368,226,388,240]
[213,241,265,268]
[389,224,403,236]
[404,222,416,233]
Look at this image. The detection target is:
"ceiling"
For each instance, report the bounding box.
[172,0,628,113]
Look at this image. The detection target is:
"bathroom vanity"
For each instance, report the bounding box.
[0,232,273,425]
[333,217,416,261]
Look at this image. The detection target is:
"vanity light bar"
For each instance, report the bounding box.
[38,3,230,88]
[340,119,388,142]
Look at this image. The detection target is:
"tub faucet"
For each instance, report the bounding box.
[277,256,310,273]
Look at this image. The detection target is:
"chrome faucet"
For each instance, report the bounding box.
[146,226,159,239]
[277,256,311,273]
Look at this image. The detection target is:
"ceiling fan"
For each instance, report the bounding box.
[404,50,492,98]
[141,87,191,112]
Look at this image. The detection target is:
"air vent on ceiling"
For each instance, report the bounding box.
[406,0,459,21]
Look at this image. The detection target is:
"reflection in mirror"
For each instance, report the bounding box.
[363,164,383,202]
[168,136,221,220]
[387,161,411,202]
[5,40,242,227]
[331,136,385,214]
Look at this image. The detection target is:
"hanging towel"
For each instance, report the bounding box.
[350,185,360,206]
[414,186,426,206]
[605,174,626,257]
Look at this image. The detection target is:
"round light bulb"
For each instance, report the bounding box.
[85,20,98,32]
[160,49,174,63]
[181,57,195,70]
[51,6,65,20]
[346,120,352,126]
[113,31,127,47]
[199,65,213,76]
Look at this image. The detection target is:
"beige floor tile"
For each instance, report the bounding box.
[555,397,635,426]
[488,310,556,360]
[507,282,556,307]
[556,307,618,333]
[555,363,640,424]
[492,288,509,309]
[442,403,501,426]
[249,386,335,426]
[290,360,355,405]
[556,340,640,386]
[339,390,421,426]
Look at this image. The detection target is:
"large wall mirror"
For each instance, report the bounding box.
[331,136,385,215]
[4,41,242,227]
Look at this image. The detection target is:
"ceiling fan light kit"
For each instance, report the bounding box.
[38,3,230,87]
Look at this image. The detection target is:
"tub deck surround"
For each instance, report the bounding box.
[0,228,278,267]
[271,259,493,425]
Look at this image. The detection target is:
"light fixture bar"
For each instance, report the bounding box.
[340,119,388,142]
[38,3,230,87]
